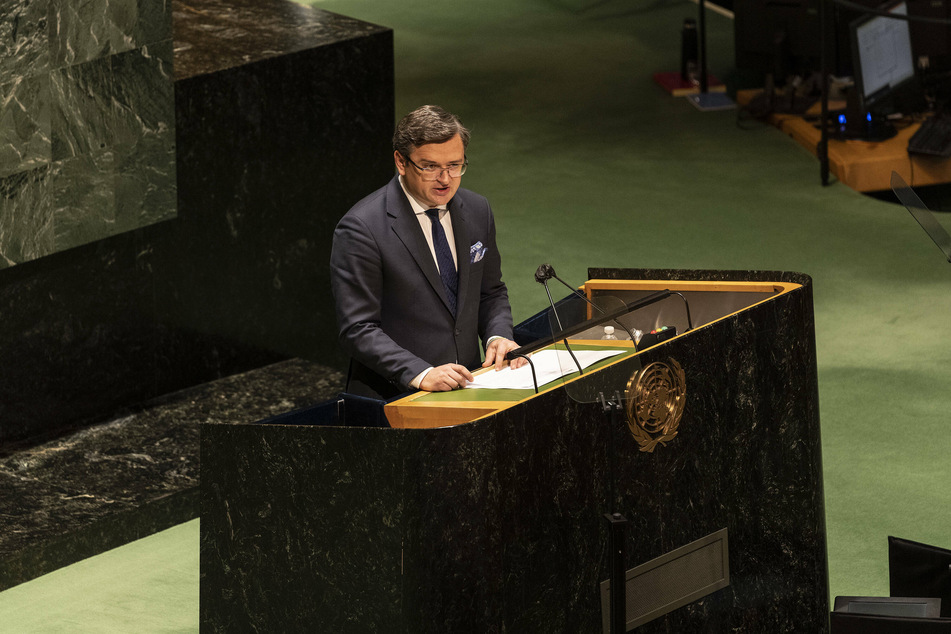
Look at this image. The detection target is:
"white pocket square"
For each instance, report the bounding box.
[470,241,486,263]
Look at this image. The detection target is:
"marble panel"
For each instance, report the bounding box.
[492,390,615,632]
[0,74,51,179]
[50,149,117,251]
[603,291,826,632]
[49,0,141,68]
[50,55,118,160]
[171,0,389,80]
[0,0,51,79]
[0,235,157,442]
[133,0,173,51]
[398,422,506,631]
[0,358,344,591]
[0,165,53,266]
[113,128,177,235]
[0,3,178,269]
[111,40,177,236]
[47,39,176,252]
[0,0,393,444]
[201,422,408,632]
[110,39,175,146]
[164,17,393,363]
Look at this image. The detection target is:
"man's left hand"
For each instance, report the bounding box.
[483,338,527,371]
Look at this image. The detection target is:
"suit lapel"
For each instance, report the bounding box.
[450,197,471,321]
[387,177,453,315]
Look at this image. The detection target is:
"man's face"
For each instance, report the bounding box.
[395,134,465,209]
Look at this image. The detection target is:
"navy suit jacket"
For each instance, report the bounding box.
[330,175,514,399]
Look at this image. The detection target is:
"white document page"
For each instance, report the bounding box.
[466,348,626,390]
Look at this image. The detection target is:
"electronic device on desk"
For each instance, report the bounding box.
[637,326,676,350]
[908,111,951,157]
[846,1,921,141]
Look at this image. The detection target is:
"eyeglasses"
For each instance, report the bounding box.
[401,153,468,180]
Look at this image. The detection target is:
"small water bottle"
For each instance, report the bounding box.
[601,326,618,340]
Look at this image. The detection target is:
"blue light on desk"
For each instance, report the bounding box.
[838,114,847,124]
[867,112,872,122]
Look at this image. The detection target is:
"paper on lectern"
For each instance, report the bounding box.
[465,348,625,390]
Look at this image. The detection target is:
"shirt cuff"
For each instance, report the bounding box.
[410,367,434,390]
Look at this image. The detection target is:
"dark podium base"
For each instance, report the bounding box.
[201,269,829,632]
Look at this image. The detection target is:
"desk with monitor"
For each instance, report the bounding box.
[738,91,951,192]
[735,1,951,192]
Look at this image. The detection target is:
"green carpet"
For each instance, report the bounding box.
[2,0,948,629]
[0,520,198,632]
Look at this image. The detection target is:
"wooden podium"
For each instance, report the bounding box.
[200,268,829,633]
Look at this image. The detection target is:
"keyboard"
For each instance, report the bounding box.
[908,113,951,158]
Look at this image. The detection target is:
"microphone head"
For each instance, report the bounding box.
[534,263,555,284]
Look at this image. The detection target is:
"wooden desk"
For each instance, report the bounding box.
[738,90,951,192]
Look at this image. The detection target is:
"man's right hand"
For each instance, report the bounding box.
[420,363,475,392]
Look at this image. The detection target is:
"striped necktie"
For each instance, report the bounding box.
[425,209,458,317]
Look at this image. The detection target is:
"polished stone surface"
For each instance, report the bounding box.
[50,0,172,68]
[172,0,388,80]
[1,0,176,266]
[165,0,393,367]
[0,0,391,592]
[0,74,50,179]
[0,358,343,591]
[0,0,392,601]
[201,270,829,633]
[0,0,50,80]
[0,0,393,444]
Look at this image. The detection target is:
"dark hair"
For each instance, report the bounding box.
[393,105,470,157]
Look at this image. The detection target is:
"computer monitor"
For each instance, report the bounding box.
[849,1,918,137]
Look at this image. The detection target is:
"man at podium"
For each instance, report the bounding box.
[330,105,522,399]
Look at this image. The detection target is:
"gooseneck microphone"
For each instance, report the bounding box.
[534,263,556,284]
[535,264,584,376]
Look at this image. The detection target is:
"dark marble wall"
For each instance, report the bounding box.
[0,0,176,267]
[0,0,394,444]
[165,0,393,364]
[0,358,343,592]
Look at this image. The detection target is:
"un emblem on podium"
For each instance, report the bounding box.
[625,358,686,452]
